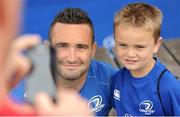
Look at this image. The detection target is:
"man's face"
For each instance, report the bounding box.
[51,23,96,81]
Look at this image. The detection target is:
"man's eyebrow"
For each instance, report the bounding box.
[76,44,89,48]
[55,42,68,46]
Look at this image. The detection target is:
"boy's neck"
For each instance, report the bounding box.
[130,58,156,78]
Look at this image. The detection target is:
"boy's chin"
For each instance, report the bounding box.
[124,64,140,71]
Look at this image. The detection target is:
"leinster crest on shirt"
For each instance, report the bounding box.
[139,100,155,115]
[88,95,105,112]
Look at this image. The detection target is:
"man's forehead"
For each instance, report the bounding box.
[53,40,90,46]
[52,23,91,31]
[50,23,93,45]
[51,34,92,45]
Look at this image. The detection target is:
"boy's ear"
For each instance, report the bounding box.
[153,37,162,53]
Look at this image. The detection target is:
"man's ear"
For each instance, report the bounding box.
[91,42,97,58]
[153,37,162,54]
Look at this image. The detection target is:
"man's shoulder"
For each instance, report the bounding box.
[90,59,118,72]
[111,68,127,84]
[88,59,118,84]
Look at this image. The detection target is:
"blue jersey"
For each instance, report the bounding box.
[80,60,117,115]
[11,59,117,116]
[111,58,180,116]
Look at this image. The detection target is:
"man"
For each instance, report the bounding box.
[48,8,117,116]
[0,0,92,115]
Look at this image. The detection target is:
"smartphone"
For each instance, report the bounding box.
[25,44,56,104]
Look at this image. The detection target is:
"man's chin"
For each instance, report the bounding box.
[61,73,82,80]
[62,76,81,81]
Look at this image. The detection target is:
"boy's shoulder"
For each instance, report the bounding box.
[156,58,178,82]
[157,62,180,96]
[160,70,179,87]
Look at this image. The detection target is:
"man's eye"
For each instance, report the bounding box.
[56,44,67,48]
[77,45,88,49]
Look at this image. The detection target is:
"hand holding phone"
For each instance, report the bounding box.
[25,44,56,104]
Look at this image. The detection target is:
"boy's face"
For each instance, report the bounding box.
[51,23,96,81]
[115,24,161,76]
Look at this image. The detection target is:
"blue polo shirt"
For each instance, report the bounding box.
[11,59,118,116]
[111,58,180,116]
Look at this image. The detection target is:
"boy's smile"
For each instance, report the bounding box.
[124,58,139,65]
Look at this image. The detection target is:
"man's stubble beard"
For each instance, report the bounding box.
[54,59,90,82]
[55,66,88,81]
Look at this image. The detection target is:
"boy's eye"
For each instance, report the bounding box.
[136,45,145,49]
[119,43,127,47]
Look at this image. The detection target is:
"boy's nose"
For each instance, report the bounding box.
[126,48,136,58]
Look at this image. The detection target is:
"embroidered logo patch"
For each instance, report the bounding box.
[88,95,105,112]
[139,100,155,115]
[113,89,120,101]
[125,113,133,117]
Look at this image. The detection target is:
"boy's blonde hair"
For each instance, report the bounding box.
[114,3,163,42]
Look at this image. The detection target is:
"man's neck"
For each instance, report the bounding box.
[57,73,87,92]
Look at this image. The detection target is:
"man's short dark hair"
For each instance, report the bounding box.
[49,7,95,44]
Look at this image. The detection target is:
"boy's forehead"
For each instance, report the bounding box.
[115,24,155,41]
[116,23,154,35]
[116,23,152,29]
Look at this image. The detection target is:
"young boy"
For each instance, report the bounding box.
[111,2,180,116]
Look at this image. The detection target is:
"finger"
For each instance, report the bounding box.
[43,40,50,49]
[5,34,41,90]
[56,88,93,116]
[7,53,31,89]
[34,92,55,115]
[13,34,41,51]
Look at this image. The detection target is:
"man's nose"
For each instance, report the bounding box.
[68,47,76,63]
